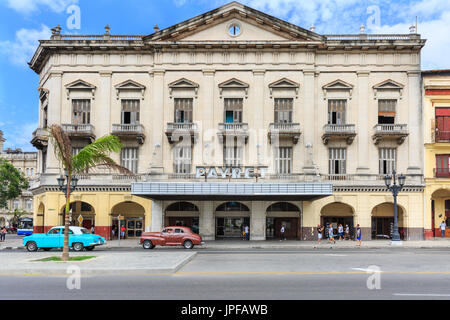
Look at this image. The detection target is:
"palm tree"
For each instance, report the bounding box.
[48,124,134,261]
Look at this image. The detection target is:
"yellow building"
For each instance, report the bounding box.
[423,70,450,238]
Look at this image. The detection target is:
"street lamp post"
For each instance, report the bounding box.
[57,171,79,198]
[384,170,406,245]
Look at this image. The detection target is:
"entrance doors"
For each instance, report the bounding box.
[126,218,144,238]
[216,217,249,238]
[372,217,393,239]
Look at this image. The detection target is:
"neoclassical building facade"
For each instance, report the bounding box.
[29,2,426,240]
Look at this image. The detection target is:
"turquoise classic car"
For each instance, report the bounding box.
[23,226,105,252]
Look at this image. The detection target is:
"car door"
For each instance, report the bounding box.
[43,228,62,248]
[173,228,185,245]
[162,228,176,245]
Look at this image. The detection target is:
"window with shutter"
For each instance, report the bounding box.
[274,98,293,123]
[329,148,346,175]
[379,148,396,174]
[328,100,346,125]
[378,99,396,124]
[72,99,91,124]
[224,98,243,123]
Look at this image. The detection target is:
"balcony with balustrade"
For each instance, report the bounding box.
[165,122,198,144]
[322,124,357,145]
[112,123,146,144]
[372,124,409,145]
[217,123,249,144]
[268,123,301,144]
[61,124,95,142]
[31,128,49,150]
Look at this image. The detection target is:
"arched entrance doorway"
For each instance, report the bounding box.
[266,202,301,240]
[321,202,354,238]
[164,202,200,234]
[111,202,145,239]
[371,202,405,240]
[215,202,250,239]
[60,201,95,230]
[431,189,450,237]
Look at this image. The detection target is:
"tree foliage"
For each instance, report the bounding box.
[0,158,29,209]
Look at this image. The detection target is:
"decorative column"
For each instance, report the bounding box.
[200,201,215,240]
[151,70,165,172]
[150,200,163,232]
[303,70,316,174]
[98,71,112,138]
[201,70,215,166]
[407,71,422,174]
[252,70,265,166]
[250,201,266,240]
[356,71,370,174]
[46,71,63,174]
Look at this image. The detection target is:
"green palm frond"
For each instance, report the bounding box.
[72,135,134,176]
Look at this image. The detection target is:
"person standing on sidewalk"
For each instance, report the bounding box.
[0,226,6,242]
[328,225,335,244]
[280,225,286,241]
[317,224,324,244]
[441,221,447,238]
[356,224,362,247]
[338,224,344,241]
[244,225,249,241]
[344,224,350,240]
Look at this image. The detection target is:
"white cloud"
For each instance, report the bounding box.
[0,25,51,66]
[3,0,78,14]
[2,122,38,152]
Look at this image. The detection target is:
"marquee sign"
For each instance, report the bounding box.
[196,166,268,179]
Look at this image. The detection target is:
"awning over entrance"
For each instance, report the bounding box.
[131,182,333,201]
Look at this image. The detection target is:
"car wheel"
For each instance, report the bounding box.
[26,241,38,252]
[183,240,194,249]
[143,240,154,249]
[85,246,95,251]
[73,243,84,252]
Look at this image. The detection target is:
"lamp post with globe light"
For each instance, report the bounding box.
[384,170,406,245]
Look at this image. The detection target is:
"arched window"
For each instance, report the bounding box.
[267,202,299,212]
[216,202,249,212]
[166,202,199,212]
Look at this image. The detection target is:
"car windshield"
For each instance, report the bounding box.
[80,228,90,234]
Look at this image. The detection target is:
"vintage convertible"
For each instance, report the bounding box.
[23,226,106,252]
[140,226,204,249]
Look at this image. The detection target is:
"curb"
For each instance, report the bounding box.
[0,252,197,276]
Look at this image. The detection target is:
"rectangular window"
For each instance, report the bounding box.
[379,148,397,175]
[274,98,293,123]
[72,99,91,124]
[174,98,193,123]
[13,200,20,210]
[26,200,33,211]
[436,154,450,178]
[173,145,192,174]
[121,100,140,124]
[121,148,138,174]
[328,100,346,125]
[436,108,450,141]
[329,148,346,175]
[224,98,243,123]
[378,99,396,124]
[224,145,243,167]
[275,147,292,174]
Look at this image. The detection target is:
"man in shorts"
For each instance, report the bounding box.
[328,224,335,244]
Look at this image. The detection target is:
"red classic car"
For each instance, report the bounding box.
[140,226,204,249]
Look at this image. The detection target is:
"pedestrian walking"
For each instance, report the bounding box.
[317,224,324,244]
[120,225,126,239]
[0,226,7,242]
[356,224,362,247]
[280,225,286,241]
[91,226,95,234]
[338,224,344,241]
[328,225,335,244]
[440,221,446,238]
[344,224,350,240]
[244,225,249,241]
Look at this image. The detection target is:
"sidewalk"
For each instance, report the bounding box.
[3,236,450,250]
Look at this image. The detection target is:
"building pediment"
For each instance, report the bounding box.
[144,2,323,43]
[169,78,199,98]
[322,80,354,100]
[219,78,249,99]
[269,78,300,98]
[65,79,96,100]
[114,79,146,100]
[373,79,404,99]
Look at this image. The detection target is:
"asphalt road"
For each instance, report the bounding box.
[2,249,450,300]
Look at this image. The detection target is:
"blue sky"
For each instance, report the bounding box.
[0,0,449,151]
